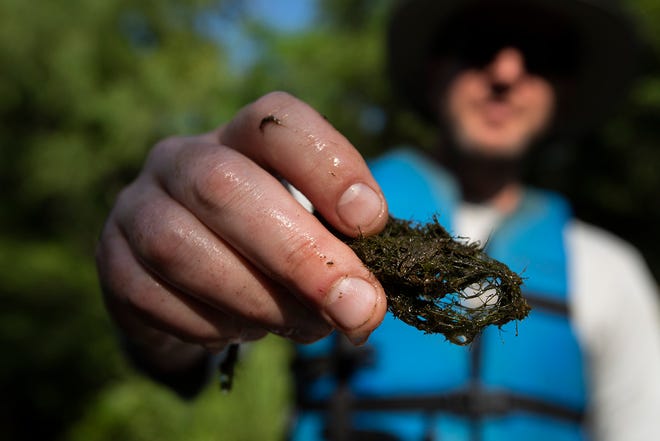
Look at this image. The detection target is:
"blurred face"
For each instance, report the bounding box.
[442,47,556,158]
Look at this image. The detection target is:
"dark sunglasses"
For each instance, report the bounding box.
[451,26,580,78]
[432,3,581,79]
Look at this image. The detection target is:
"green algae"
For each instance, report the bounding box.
[345,216,530,345]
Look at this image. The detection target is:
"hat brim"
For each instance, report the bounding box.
[387,0,640,134]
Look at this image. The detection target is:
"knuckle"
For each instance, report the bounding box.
[113,184,137,212]
[144,232,185,270]
[144,138,175,172]
[124,287,157,317]
[146,135,201,177]
[279,234,325,284]
[131,207,188,269]
[150,135,183,161]
[190,154,258,214]
[190,160,226,211]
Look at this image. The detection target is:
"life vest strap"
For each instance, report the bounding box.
[524,292,570,316]
[299,388,585,423]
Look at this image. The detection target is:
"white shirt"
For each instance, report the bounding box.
[455,202,660,441]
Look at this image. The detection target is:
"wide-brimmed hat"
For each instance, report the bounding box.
[387,0,641,134]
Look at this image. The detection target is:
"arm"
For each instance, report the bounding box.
[567,221,660,440]
[95,92,389,395]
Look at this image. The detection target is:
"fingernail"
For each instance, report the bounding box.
[325,277,378,335]
[337,183,383,230]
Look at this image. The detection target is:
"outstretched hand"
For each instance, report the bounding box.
[96,92,389,372]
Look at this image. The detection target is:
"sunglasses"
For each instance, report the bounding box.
[453,27,579,78]
[433,4,581,79]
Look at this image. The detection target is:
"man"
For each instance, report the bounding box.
[96,0,660,440]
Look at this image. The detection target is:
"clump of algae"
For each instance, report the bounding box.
[345,216,529,345]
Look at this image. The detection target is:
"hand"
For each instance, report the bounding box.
[96,92,389,370]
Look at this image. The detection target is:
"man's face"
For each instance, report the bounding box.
[443,47,555,158]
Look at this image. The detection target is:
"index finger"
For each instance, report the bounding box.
[219,91,388,237]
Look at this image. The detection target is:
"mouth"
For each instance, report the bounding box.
[479,99,516,125]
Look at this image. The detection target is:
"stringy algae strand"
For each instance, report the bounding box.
[345,216,530,345]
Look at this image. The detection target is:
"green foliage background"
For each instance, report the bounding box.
[0,0,658,440]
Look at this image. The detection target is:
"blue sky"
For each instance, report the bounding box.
[197,0,318,70]
[245,0,317,31]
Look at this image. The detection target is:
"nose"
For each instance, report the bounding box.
[487,47,526,86]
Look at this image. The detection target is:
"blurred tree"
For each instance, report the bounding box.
[0,0,658,440]
[0,0,249,439]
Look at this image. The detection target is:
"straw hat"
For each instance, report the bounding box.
[387,0,641,133]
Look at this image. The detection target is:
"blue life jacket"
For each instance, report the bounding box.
[290,149,589,441]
